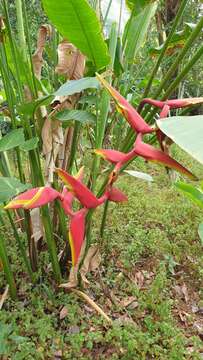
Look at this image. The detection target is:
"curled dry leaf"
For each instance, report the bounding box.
[134,271,145,289]
[80,245,101,286]
[59,305,68,320]
[32,24,52,80]
[55,40,85,80]
[119,296,138,309]
[0,285,9,310]
[59,239,86,289]
[42,39,85,183]
[174,283,189,303]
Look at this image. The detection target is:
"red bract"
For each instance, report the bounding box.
[133,134,198,180]
[56,168,107,208]
[4,187,61,210]
[96,73,154,134]
[69,209,87,266]
[140,97,203,110]
[107,187,128,202]
[95,148,135,165]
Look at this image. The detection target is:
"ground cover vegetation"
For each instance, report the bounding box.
[0,0,203,358]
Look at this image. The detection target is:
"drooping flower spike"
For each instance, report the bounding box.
[133,134,198,181]
[4,187,61,210]
[96,73,154,134]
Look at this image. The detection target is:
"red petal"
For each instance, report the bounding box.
[134,134,198,180]
[96,73,153,134]
[69,209,86,266]
[4,187,61,209]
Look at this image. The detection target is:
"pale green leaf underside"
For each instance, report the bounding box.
[157,115,203,165]
[55,110,96,124]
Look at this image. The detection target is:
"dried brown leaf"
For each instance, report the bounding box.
[32,24,52,80]
[55,40,85,80]
[59,306,68,320]
[134,271,145,289]
[80,245,101,286]
[0,285,9,310]
[174,283,189,303]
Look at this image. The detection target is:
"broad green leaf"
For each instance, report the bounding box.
[20,137,39,151]
[124,170,153,182]
[19,78,99,117]
[175,182,203,209]
[0,177,31,203]
[42,0,110,69]
[0,129,24,152]
[123,2,157,61]
[55,110,96,124]
[126,0,153,12]
[79,95,97,105]
[54,77,99,97]
[18,95,54,116]
[157,115,203,165]
[198,223,203,245]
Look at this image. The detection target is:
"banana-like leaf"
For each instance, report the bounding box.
[54,77,99,97]
[157,115,203,165]
[55,110,96,124]
[42,0,110,69]
[20,137,39,152]
[175,182,203,209]
[0,177,31,203]
[126,0,153,12]
[198,223,203,246]
[0,129,24,152]
[123,2,157,61]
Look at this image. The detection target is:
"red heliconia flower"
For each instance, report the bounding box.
[140,97,203,110]
[4,187,61,210]
[96,73,154,134]
[69,209,87,266]
[56,168,127,208]
[56,168,108,209]
[133,134,198,180]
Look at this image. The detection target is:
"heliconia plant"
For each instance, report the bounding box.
[4,74,199,289]
[1,0,203,300]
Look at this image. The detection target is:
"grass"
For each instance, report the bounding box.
[0,146,203,359]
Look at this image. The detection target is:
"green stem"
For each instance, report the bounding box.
[139,0,188,104]
[15,0,27,62]
[6,211,34,281]
[0,232,17,299]
[141,15,203,118]
[41,206,61,282]
[145,43,203,123]
[100,200,109,239]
